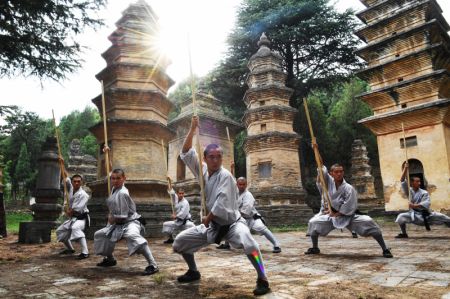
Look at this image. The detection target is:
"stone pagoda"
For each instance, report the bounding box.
[242,33,308,223]
[350,139,377,204]
[168,87,242,219]
[87,0,176,237]
[19,137,62,243]
[355,0,450,211]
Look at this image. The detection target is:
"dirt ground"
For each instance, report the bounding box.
[0,223,449,298]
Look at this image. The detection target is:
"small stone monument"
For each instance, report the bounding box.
[350,139,377,203]
[18,137,62,243]
[67,139,97,184]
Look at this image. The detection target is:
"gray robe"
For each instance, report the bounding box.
[162,189,194,236]
[173,148,260,255]
[56,178,89,242]
[94,185,147,256]
[396,180,450,227]
[307,166,381,237]
[239,190,266,233]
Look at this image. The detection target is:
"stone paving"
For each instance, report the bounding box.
[0,223,449,298]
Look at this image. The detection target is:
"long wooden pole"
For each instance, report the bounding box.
[226,127,234,173]
[401,123,411,201]
[101,81,111,196]
[52,110,69,213]
[303,99,333,212]
[161,139,175,214]
[188,34,206,219]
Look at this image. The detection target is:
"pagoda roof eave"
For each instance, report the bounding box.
[95,62,175,87]
[90,87,175,111]
[358,98,450,123]
[355,19,448,57]
[357,69,449,99]
[356,0,445,24]
[356,43,445,78]
[354,0,449,40]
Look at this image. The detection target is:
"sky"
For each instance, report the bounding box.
[0,0,449,122]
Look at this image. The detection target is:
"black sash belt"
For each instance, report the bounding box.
[177,217,191,225]
[414,209,431,231]
[252,214,266,225]
[213,217,241,245]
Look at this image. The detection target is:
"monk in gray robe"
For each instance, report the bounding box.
[93,167,159,275]
[173,116,271,296]
[306,146,393,258]
[395,164,450,238]
[56,174,90,259]
[218,178,281,253]
[162,187,195,244]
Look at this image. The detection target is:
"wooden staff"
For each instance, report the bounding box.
[161,139,175,214]
[226,127,234,174]
[188,34,207,219]
[52,110,69,213]
[101,81,111,196]
[303,98,333,212]
[401,123,411,201]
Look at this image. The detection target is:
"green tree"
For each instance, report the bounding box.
[58,106,100,159]
[205,0,361,121]
[0,0,106,80]
[0,108,52,201]
[325,78,376,170]
[14,144,34,201]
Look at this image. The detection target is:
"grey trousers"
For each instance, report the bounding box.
[94,221,147,256]
[173,218,260,255]
[307,214,381,237]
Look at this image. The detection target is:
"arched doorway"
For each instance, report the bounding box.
[177,155,186,181]
[402,159,426,189]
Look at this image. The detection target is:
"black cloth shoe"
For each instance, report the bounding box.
[253,278,271,296]
[163,238,174,244]
[96,257,117,267]
[272,247,281,253]
[143,265,159,276]
[76,253,89,260]
[216,243,230,250]
[352,232,358,238]
[383,249,393,258]
[59,249,75,255]
[177,270,201,283]
[395,233,408,239]
[304,247,320,255]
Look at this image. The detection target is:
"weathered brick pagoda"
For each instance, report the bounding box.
[355,0,450,211]
[242,33,311,224]
[87,0,176,237]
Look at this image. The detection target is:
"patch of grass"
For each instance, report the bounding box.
[153,273,166,285]
[6,211,33,234]
[269,224,308,232]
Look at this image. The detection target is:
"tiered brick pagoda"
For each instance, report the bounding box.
[355,0,450,211]
[87,0,176,237]
[243,33,307,210]
[168,87,242,219]
[350,139,377,203]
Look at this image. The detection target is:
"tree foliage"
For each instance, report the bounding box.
[203,0,362,121]
[0,0,106,80]
[0,107,52,201]
[58,106,100,158]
